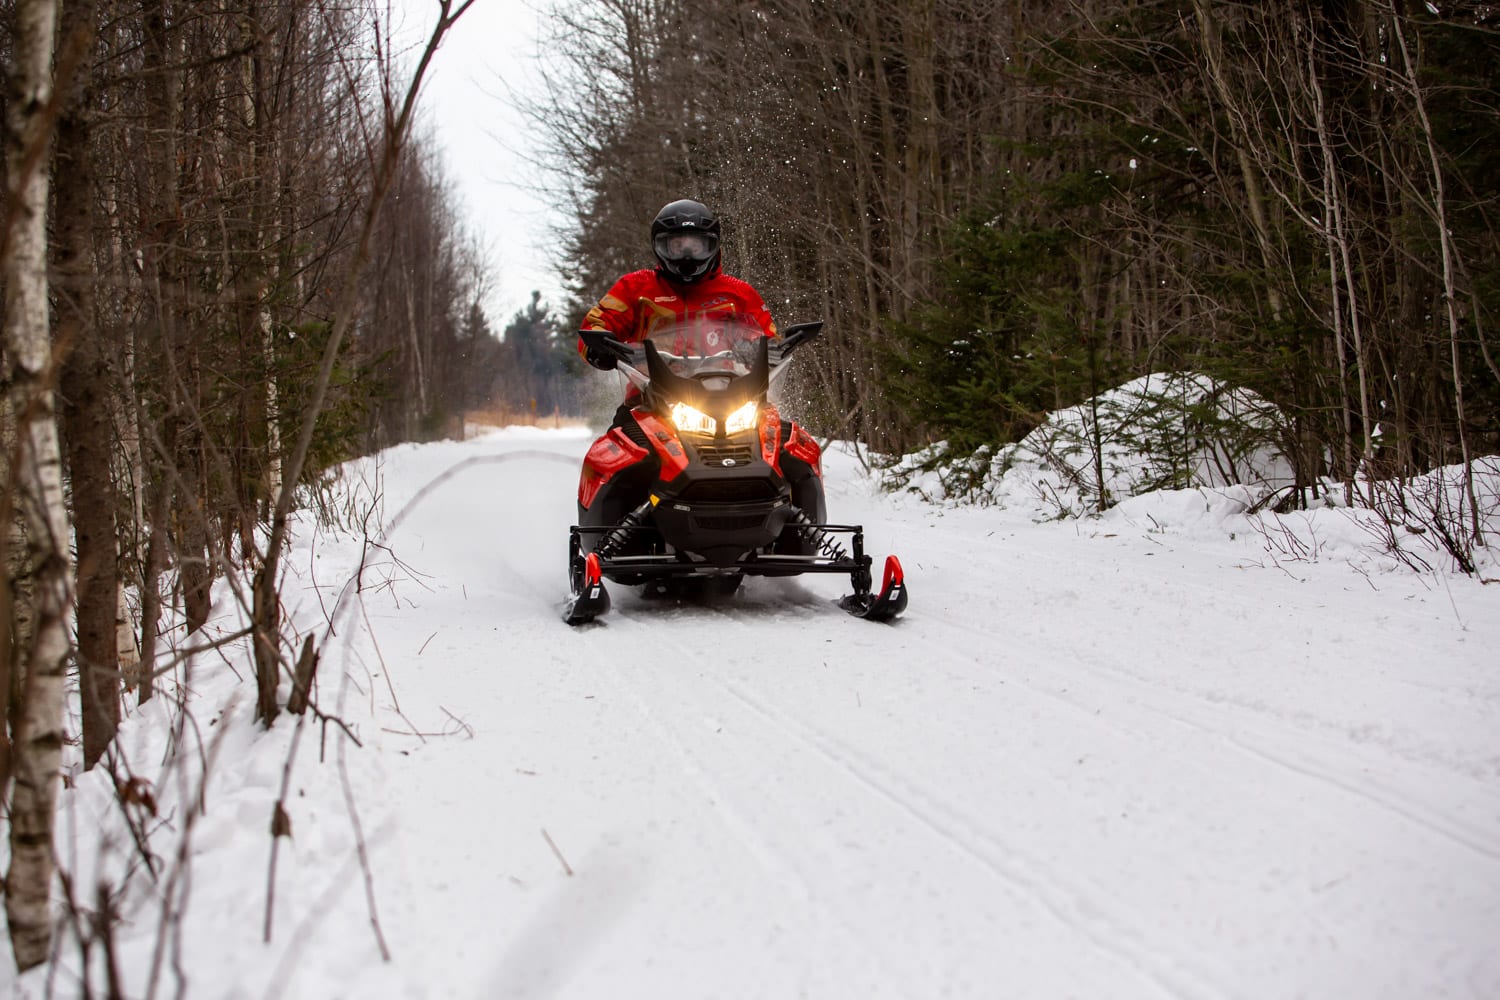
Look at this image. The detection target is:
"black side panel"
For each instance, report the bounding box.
[617,407,652,450]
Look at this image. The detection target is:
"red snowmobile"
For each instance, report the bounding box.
[565,317,907,625]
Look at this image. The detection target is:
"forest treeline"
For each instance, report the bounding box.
[536,0,1497,508]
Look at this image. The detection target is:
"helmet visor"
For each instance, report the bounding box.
[654,231,719,263]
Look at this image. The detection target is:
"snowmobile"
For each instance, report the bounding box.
[564,317,907,625]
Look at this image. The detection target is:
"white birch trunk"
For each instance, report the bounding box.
[2,0,72,973]
[117,584,141,688]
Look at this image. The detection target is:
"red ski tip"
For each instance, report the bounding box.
[584,552,603,587]
[881,555,904,592]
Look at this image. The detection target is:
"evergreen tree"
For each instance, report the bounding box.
[883,166,1131,459]
[497,293,583,420]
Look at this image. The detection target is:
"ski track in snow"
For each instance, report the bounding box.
[586,619,1156,999]
[713,677,1205,999]
[595,640,928,998]
[927,608,1500,866]
[11,427,1499,1000]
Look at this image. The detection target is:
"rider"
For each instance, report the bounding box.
[576,199,823,531]
[578,198,777,404]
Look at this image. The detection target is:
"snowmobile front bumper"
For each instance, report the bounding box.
[568,522,873,582]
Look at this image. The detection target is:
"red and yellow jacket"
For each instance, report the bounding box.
[578,268,778,358]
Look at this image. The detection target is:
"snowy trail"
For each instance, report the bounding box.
[15,427,1497,1000]
[292,428,1497,1000]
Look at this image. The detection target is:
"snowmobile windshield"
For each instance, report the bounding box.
[641,317,768,381]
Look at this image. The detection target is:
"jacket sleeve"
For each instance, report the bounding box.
[741,282,778,339]
[578,274,638,359]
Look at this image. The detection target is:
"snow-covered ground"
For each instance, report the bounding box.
[9,426,1499,999]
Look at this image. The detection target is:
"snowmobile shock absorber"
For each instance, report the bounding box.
[593,499,655,561]
[787,507,852,563]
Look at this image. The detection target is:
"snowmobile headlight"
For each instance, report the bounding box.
[724,401,759,435]
[670,402,716,436]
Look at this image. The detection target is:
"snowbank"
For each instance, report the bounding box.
[883,371,1293,515]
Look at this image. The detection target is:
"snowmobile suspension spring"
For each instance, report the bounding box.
[594,500,654,560]
[788,508,851,563]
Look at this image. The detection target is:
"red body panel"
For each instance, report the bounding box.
[634,411,690,481]
[784,422,823,478]
[582,404,822,509]
[578,428,650,509]
[759,403,783,473]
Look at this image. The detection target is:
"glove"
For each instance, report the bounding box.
[585,343,619,371]
[582,333,632,371]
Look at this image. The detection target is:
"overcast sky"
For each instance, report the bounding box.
[397,0,568,329]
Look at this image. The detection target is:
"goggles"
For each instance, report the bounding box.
[654,231,719,262]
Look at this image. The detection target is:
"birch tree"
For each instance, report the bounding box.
[2,0,73,971]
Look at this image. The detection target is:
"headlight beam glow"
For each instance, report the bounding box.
[724,401,759,435]
[670,402,716,435]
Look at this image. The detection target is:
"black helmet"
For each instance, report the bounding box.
[651,199,721,283]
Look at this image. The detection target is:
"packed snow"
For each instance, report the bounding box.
[6,425,1499,999]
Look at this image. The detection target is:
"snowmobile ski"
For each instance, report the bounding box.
[839,555,908,622]
[562,552,611,625]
